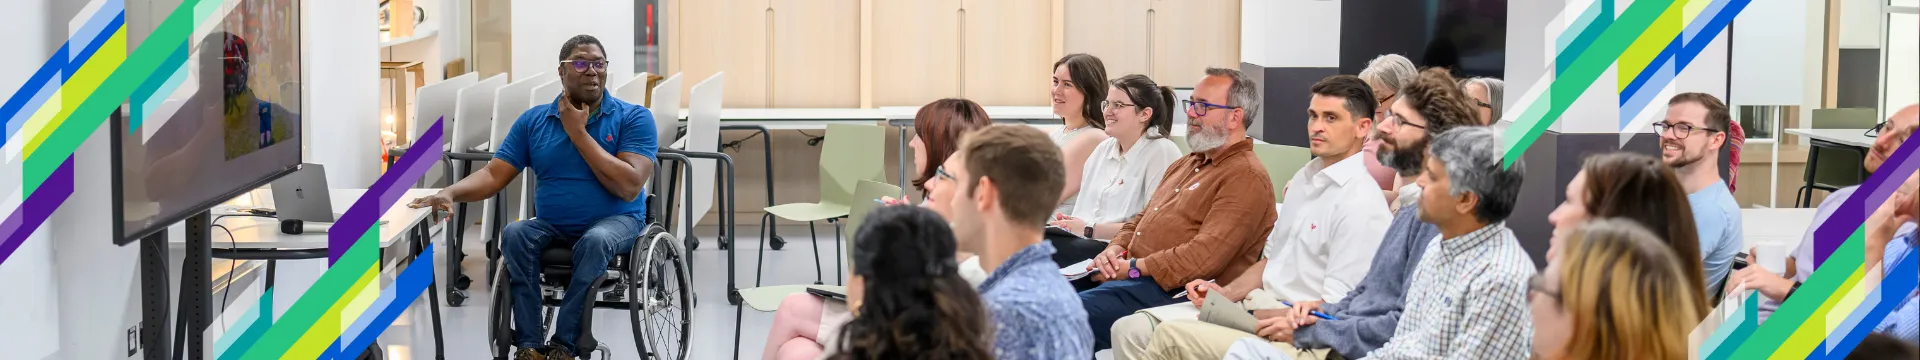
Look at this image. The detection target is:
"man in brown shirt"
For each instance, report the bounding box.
[1080,68,1278,350]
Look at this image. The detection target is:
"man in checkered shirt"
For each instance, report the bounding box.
[1367,127,1533,359]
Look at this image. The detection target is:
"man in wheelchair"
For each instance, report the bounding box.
[410,34,658,360]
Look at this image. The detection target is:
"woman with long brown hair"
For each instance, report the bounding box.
[827,205,995,360]
[1530,218,1705,360]
[1547,152,1709,311]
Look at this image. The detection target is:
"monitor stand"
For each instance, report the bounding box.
[139,210,211,360]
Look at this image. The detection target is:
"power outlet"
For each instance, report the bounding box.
[127,323,140,357]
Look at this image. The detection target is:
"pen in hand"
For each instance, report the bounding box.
[1279,300,1338,320]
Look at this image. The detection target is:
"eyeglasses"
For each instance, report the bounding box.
[1182,99,1240,117]
[1651,122,1721,139]
[1474,99,1493,109]
[560,60,610,73]
[1376,93,1396,106]
[1868,121,1888,137]
[1101,100,1137,113]
[1383,110,1427,130]
[1528,274,1561,302]
[933,166,955,182]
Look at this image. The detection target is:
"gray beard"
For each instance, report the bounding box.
[1188,127,1230,153]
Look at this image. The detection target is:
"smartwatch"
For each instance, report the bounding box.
[1128,259,1142,279]
[1785,281,1803,300]
[1083,225,1096,238]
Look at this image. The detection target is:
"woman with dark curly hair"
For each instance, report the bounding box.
[827,205,995,360]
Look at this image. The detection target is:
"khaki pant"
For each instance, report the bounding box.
[1112,291,1323,360]
[1147,320,1334,360]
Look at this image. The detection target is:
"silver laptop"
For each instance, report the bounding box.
[272,164,335,223]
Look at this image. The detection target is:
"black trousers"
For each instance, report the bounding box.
[1046,232,1109,291]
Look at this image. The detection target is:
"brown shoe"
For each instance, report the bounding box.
[513,347,546,360]
[544,346,577,360]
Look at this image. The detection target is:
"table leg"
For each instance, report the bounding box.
[416,223,447,359]
[897,127,909,197]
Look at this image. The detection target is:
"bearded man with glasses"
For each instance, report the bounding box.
[407,34,658,360]
[1652,92,1743,299]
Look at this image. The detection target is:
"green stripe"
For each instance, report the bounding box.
[1501,0,1676,168]
[23,0,205,192]
[1615,1,1688,92]
[1727,227,1869,357]
[233,226,380,359]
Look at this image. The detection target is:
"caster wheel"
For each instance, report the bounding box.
[686,234,701,251]
[769,235,787,250]
[449,290,468,307]
[453,275,473,290]
[728,289,743,306]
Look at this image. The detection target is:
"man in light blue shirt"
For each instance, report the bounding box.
[1655,93,1744,297]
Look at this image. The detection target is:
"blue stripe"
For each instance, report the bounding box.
[1816,246,1919,359]
[66,1,126,65]
[332,246,436,360]
[66,13,126,83]
[1618,34,1681,106]
[0,44,69,147]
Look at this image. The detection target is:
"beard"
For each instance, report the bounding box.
[1379,135,1429,176]
[1664,140,1709,169]
[1187,123,1231,153]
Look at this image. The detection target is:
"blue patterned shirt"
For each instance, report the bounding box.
[1874,231,1919,343]
[977,241,1094,360]
[1370,223,1533,360]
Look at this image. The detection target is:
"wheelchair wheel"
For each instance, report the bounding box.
[489,265,513,360]
[631,230,692,360]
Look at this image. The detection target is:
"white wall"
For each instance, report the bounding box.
[1731,0,1812,106]
[306,0,382,188]
[0,1,61,358]
[1840,0,1885,49]
[510,0,634,85]
[1888,12,1918,118]
[1239,0,1340,68]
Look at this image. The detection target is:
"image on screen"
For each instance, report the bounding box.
[114,0,302,243]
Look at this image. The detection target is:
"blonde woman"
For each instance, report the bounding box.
[1530,218,1705,360]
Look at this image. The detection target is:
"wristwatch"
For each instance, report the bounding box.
[1785,281,1803,300]
[1128,259,1142,279]
[1084,225,1095,238]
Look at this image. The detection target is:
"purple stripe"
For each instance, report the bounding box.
[327,119,444,263]
[0,156,76,265]
[1814,136,1920,266]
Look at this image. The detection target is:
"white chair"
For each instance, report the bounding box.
[516,80,563,219]
[453,74,508,152]
[478,72,554,257]
[408,72,478,187]
[646,74,684,150]
[529,80,563,111]
[678,73,723,247]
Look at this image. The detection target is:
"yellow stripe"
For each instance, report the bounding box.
[24,28,128,158]
[282,265,379,359]
[1772,265,1871,359]
[1615,0,1688,93]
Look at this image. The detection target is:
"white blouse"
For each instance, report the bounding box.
[1063,136,1184,225]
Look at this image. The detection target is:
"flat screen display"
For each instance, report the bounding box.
[1340,0,1507,79]
[115,0,302,243]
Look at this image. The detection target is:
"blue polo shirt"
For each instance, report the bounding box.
[495,90,658,236]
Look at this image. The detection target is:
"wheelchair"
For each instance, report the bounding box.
[485,200,693,360]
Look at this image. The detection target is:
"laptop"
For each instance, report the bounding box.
[272,164,335,223]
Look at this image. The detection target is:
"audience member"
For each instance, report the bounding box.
[1743,104,1920,323]
[1846,333,1919,360]
[1547,152,1709,312]
[762,98,993,360]
[1460,77,1504,126]
[1860,172,1919,345]
[1080,67,1278,350]
[1049,74,1184,266]
[1370,126,1533,360]
[1655,92,1743,297]
[934,125,1095,359]
[1051,54,1114,214]
[1357,54,1419,190]
[1116,75,1392,359]
[825,206,994,360]
[1376,68,1480,212]
[1530,218,1705,360]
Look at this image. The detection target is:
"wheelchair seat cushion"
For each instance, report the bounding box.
[538,246,630,287]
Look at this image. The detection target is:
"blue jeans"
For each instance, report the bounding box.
[502,216,641,352]
[1079,276,1181,350]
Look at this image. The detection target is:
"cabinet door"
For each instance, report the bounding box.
[871,0,963,107]
[1063,0,1152,80]
[959,0,1053,106]
[672,0,771,107]
[769,0,862,108]
[1148,0,1240,88]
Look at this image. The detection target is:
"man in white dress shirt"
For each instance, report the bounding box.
[1109,75,1392,360]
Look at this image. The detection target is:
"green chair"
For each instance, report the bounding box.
[754,123,886,288]
[1797,108,1878,207]
[1253,144,1313,203]
[737,180,897,311]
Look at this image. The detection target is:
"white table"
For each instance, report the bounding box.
[1784,128,1876,148]
[173,188,447,358]
[674,107,885,129]
[883,105,1064,188]
[1741,207,1818,272]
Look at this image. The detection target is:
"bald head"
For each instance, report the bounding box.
[1865,104,1920,173]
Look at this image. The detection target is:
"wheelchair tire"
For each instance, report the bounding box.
[489,265,513,360]
[632,229,692,360]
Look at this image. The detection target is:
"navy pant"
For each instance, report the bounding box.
[501,216,641,352]
[1079,276,1182,350]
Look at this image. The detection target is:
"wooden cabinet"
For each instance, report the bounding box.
[770,0,862,107]
[1147,0,1240,88]
[1064,0,1152,79]
[960,0,1053,106]
[870,0,964,106]
[671,0,771,107]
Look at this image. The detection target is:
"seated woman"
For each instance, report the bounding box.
[1047,74,1183,268]
[1530,218,1705,359]
[1049,54,1114,215]
[760,98,993,360]
[1546,152,1710,313]
[827,205,995,360]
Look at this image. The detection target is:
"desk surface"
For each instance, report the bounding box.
[179,189,439,249]
[1741,207,1818,249]
[1784,128,1876,148]
[676,108,885,121]
[879,105,1060,122]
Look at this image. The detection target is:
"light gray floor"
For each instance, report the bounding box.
[349,222,848,360]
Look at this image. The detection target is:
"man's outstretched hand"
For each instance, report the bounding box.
[407,192,454,211]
